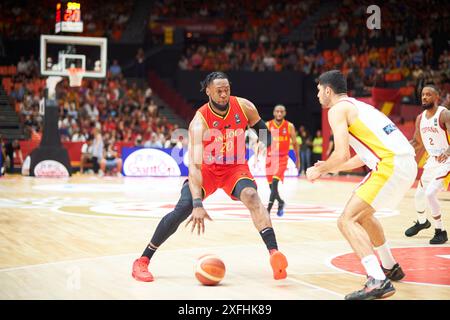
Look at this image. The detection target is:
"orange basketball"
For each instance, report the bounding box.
[194,254,226,286]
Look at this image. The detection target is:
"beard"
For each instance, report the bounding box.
[210,98,229,111]
[422,102,434,110]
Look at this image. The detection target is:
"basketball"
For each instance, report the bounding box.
[194,254,226,286]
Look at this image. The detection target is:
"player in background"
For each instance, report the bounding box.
[405,85,448,244]
[263,105,300,216]
[307,70,417,300]
[132,72,288,282]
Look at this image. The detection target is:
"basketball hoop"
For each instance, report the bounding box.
[67,67,85,87]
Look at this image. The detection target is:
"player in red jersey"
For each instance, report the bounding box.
[132,72,288,282]
[264,105,300,216]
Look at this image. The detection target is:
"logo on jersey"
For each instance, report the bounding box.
[235,114,241,124]
[434,118,438,126]
[213,121,219,127]
[383,123,397,135]
[282,128,287,135]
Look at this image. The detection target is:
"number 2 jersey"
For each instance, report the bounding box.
[419,106,450,169]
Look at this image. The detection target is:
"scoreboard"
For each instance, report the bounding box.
[55,1,83,33]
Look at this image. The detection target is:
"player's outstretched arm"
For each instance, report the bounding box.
[437,109,450,163]
[317,154,364,173]
[187,114,205,200]
[307,104,350,181]
[238,97,272,148]
[410,114,424,156]
[289,122,300,171]
[186,114,212,235]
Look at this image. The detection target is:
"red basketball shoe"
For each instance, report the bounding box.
[132,256,154,282]
[269,250,288,280]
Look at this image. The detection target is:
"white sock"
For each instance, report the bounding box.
[375,242,396,270]
[417,211,427,224]
[433,217,444,230]
[361,254,386,280]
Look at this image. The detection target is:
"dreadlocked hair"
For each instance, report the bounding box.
[200,71,230,92]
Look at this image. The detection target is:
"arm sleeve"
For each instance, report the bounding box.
[250,119,272,147]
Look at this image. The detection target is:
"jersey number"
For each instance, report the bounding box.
[429,137,434,146]
[221,141,233,153]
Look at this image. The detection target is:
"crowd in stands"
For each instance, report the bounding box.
[0,0,132,41]
[170,0,449,103]
[3,55,187,174]
[179,40,449,104]
[150,0,318,44]
[314,0,449,44]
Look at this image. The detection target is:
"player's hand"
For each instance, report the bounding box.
[436,152,449,163]
[306,166,322,182]
[185,207,212,235]
[314,160,325,167]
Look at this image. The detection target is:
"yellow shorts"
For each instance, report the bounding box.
[355,155,417,211]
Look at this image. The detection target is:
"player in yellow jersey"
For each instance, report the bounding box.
[307,70,417,300]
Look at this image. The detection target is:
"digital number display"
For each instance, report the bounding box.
[55,2,83,33]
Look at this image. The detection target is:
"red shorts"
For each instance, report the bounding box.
[201,164,256,200]
[266,154,289,183]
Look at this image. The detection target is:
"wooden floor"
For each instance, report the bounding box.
[0,174,449,300]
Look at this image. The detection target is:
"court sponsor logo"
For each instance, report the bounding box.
[34,160,69,177]
[330,247,450,286]
[123,148,181,176]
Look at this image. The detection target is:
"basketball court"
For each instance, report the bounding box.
[1,175,449,300]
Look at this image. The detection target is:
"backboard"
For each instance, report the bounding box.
[40,34,107,78]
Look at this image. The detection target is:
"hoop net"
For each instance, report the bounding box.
[67,67,85,87]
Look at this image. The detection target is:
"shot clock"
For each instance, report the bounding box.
[55,1,83,33]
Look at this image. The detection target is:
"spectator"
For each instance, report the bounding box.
[109,59,122,78]
[80,135,94,174]
[27,54,39,77]
[99,143,122,177]
[71,127,86,142]
[144,132,163,148]
[30,126,42,143]
[147,99,159,117]
[135,48,145,78]
[312,130,323,164]
[134,135,144,147]
[4,139,23,174]
[325,134,335,159]
[298,126,312,176]
[17,56,28,76]
[91,130,104,174]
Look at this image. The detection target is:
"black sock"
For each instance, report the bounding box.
[142,182,193,260]
[268,183,275,210]
[142,243,157,260]
[272,179,283,203]
[259,227,278,251]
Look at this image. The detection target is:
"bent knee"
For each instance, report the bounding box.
[425,187,438,199]
[240,187,259,203]
[337,216,346,231]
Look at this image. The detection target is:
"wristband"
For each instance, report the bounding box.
[192,198,203,208]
